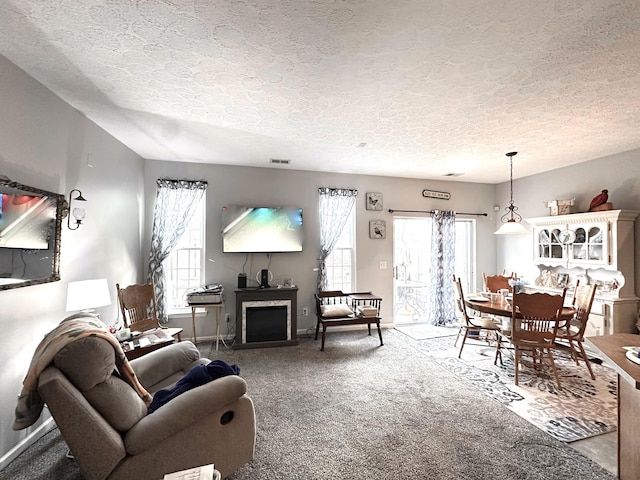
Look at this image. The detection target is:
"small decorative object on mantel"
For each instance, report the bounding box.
[588,189,612,212]
[422,189,451,200]
[544,198,575,216]
[366,192,383,211]
[369,220,386,239]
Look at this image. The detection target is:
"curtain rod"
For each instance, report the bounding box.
[388,209,488,217]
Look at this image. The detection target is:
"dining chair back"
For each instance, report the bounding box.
[452,275,499,358]
[483,271,516,293]
[116,282,183,343]
[510,289,567,390]
[557,284,597,379]
[116,282,160,332]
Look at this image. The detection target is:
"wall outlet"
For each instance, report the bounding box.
[225,313,230,323]
[302,307,309,316]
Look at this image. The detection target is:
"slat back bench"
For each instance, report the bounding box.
[314,290,383,351]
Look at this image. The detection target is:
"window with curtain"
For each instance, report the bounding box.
[148,179,207,323]
[325,207,355,292]
[164,193,206,312]
[317,187,357,292]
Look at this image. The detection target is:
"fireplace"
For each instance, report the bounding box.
[234,287,298,349]
[244,302,289,343]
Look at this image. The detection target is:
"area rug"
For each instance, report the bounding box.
[416,335,618,443]
[395,323,458,340]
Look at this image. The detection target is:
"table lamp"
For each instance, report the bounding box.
[65,278,112,317]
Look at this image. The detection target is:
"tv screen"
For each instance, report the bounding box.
[222,205,303,253]
[0,193,54,249]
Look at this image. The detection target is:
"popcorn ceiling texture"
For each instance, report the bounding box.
[1,0,640,183]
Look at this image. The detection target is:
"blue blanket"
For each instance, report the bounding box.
[148,360,240,413]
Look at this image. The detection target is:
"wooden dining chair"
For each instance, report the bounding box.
[502,290,567,390]
[452,275,500,358]
[555,284,597,380]
[116,282,183,341]
[483,271,516,293]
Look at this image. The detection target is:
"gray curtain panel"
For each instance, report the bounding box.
[428,210,456,325]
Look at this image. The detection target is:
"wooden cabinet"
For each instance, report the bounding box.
[526,210,639,334]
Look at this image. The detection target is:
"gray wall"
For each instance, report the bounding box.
[0,55,145,462]
[143,161,498,337]
[495,148,640,290]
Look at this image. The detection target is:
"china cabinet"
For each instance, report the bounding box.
[526,210,639,335]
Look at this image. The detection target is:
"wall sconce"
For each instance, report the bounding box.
[67,189,87,230]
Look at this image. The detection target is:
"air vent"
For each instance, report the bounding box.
[444,173,464,177]
[270,158,291,165]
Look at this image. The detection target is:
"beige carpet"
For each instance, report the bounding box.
[0,329,615,480]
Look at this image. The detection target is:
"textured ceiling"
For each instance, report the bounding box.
[1,1,640,184]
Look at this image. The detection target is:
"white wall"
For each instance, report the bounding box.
[144,161,498,337]
[0,55,145,462]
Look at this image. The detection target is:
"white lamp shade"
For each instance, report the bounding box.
[66,278,112,311]
[494,220,529,235]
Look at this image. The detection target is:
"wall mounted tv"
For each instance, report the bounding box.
[222,205,303,253]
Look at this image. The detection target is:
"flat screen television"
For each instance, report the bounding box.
[222,205,303,253]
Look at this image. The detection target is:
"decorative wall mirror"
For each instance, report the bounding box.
[0,176,65,290]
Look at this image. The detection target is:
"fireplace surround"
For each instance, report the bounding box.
[234,287,298,349]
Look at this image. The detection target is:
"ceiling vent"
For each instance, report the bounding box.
[270,158,291,165]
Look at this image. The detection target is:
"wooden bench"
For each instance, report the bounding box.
[314,290,383,351]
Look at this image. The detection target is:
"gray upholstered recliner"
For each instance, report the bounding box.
[38,338,255,480]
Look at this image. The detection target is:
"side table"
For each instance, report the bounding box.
[190,301,225,351]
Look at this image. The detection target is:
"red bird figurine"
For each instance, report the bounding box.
[588,189,608,211]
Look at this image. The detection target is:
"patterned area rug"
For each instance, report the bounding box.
[417,335,618,443]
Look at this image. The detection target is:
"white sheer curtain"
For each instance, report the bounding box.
[147,179,207,323]
[427,210,457,325]
[317,187,357,291]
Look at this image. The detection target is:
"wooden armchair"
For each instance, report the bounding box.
[314,290,383,351]
[116,282,183,343]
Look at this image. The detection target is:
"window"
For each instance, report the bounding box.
[164,195,206,311]
[325,208,355,292]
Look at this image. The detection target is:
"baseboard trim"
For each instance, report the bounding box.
[0,417,55,470]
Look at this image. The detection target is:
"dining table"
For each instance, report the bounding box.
[464,294,576,320]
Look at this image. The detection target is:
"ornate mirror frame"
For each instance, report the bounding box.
[0,176,65,291]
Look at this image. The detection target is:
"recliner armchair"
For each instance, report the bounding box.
[38,338,255,480]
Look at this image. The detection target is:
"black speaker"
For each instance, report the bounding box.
[260,269,270,288]
[237,273,247,289]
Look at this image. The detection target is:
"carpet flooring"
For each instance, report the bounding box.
[0,329,615,480]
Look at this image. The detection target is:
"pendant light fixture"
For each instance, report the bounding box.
[495,151,529,235]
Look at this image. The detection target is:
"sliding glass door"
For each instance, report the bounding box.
[393,216,475,324]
